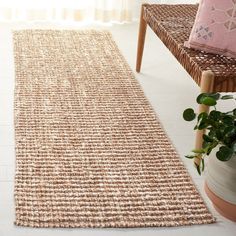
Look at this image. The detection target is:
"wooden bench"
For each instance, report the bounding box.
[136,4,236,165]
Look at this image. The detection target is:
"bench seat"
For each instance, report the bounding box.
[136,4,236,166]
[137,4,236,92]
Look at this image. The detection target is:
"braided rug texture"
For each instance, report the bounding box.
[14,30,215,228]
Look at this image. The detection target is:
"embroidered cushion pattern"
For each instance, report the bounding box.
[185,0,236,58]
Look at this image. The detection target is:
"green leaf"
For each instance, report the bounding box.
[197,93,220,104]
[184,91,236,174]
[233,108,236,116]
[185,155,196,159]
[198,120,209,130]
[224,126,236,138]
[221,95,234,100]
[201,158,205,172]
[205,141,218,155]
[208,130,216,138]
[210,93,221,100]
[223,137,232,146]
[222,116,234,126]
[209,110,221,120]
[183,108,196,121]
[191,149,205,154]
[197,112,208,122]
[216,146,234,161]
[202,140,209,149]
[203,134,214,142]
[194,162,201,175]
[216,128,226,140]
[200,97,217,106]
[197,93,205,104]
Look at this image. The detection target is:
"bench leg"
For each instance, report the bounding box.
[194,70,215,166]
[136,4,147,73]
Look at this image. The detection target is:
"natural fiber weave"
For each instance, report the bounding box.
[143,4,236,92]
[14,30,215,228]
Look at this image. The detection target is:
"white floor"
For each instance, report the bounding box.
[0,21,235,236]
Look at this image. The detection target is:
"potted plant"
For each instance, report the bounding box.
[183,93,236,221]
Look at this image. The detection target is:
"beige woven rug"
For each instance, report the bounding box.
[14,30,215,228]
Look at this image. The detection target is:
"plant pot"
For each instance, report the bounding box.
[205,152,236,222]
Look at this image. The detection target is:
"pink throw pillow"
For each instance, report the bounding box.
[185,0,236,58]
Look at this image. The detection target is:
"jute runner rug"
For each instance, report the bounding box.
[14,30,215,228]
